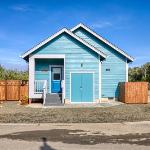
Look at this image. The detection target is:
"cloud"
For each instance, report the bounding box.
[91,13,133,30]
[91,21,113,29]
[10,4,31,12]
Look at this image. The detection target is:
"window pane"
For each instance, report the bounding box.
[52,68,61,73]
[54,73,60,80]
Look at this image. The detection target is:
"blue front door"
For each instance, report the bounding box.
[51,67,62,93]
[71,73,93,102]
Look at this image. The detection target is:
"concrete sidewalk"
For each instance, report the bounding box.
[0,122,150,150]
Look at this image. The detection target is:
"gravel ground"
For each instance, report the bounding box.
[0,101,150,123]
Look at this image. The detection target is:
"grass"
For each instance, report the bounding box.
[0,102,150,123]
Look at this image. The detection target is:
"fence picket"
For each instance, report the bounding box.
[0,80,28,101]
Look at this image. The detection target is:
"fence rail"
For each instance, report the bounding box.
[0,80,28,101]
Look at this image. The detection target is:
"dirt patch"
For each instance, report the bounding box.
[1,102,150,123]
[0,129,150,146]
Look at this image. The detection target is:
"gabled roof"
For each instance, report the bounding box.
[71,23,134,62]
[21,28,107,59]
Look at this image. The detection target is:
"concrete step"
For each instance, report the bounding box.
[45,99,62,104]
[44,94,62,106]
[46,94,61,99]
[44,103,64,106]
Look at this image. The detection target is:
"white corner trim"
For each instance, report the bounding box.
[71,23,134,62]
[99,56,102,101]
[29,57,35,99]
[21,28,107,59]
[63,56,66,102]
[70,72,95,103]
[126,59,128,82]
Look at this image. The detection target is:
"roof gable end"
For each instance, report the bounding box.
[21,28,107,59]
[71,23,134,62]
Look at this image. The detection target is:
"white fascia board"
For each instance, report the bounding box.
[21,28,107,59]
[71,23,134,62]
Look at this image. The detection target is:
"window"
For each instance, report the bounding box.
[53,73,60,80]
[106,69,110,71]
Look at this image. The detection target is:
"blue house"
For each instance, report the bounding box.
[21,23,134,105]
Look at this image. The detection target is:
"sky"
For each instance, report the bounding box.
[0,0,150,70]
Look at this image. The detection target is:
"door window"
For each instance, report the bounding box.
[52,67,61,81]
[53,73,60,80]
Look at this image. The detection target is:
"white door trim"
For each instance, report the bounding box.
[70,72,95,103]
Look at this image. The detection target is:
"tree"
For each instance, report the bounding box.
[129,62,150,83]
[0,65,5,80]
[0,65,28,80]
[141,62,150,82]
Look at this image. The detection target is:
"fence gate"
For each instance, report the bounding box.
[0,80,28,101]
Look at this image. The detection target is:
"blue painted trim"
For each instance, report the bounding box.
[70,72,94,103]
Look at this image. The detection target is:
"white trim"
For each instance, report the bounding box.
[126,59,128,82]
[21,28,106,59]
[63,56,66,102]
[30,54,65,59]
[70,72,95,103]
[49,65,64,94]
[29,57,35,99]
[99,56,102,102]
[71,23,134,62]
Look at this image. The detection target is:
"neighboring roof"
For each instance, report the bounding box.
[71,23,134,62]
[21,28,107,59]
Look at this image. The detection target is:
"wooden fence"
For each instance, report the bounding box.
[119,82,148,104]
[0,80,28,101]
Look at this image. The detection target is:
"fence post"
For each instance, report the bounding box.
[18,80,21,101]
[5,80,7,101]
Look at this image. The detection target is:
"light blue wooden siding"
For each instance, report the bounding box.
[33,33,99,100]
[74,28,126,98]
[35,59,64,91]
